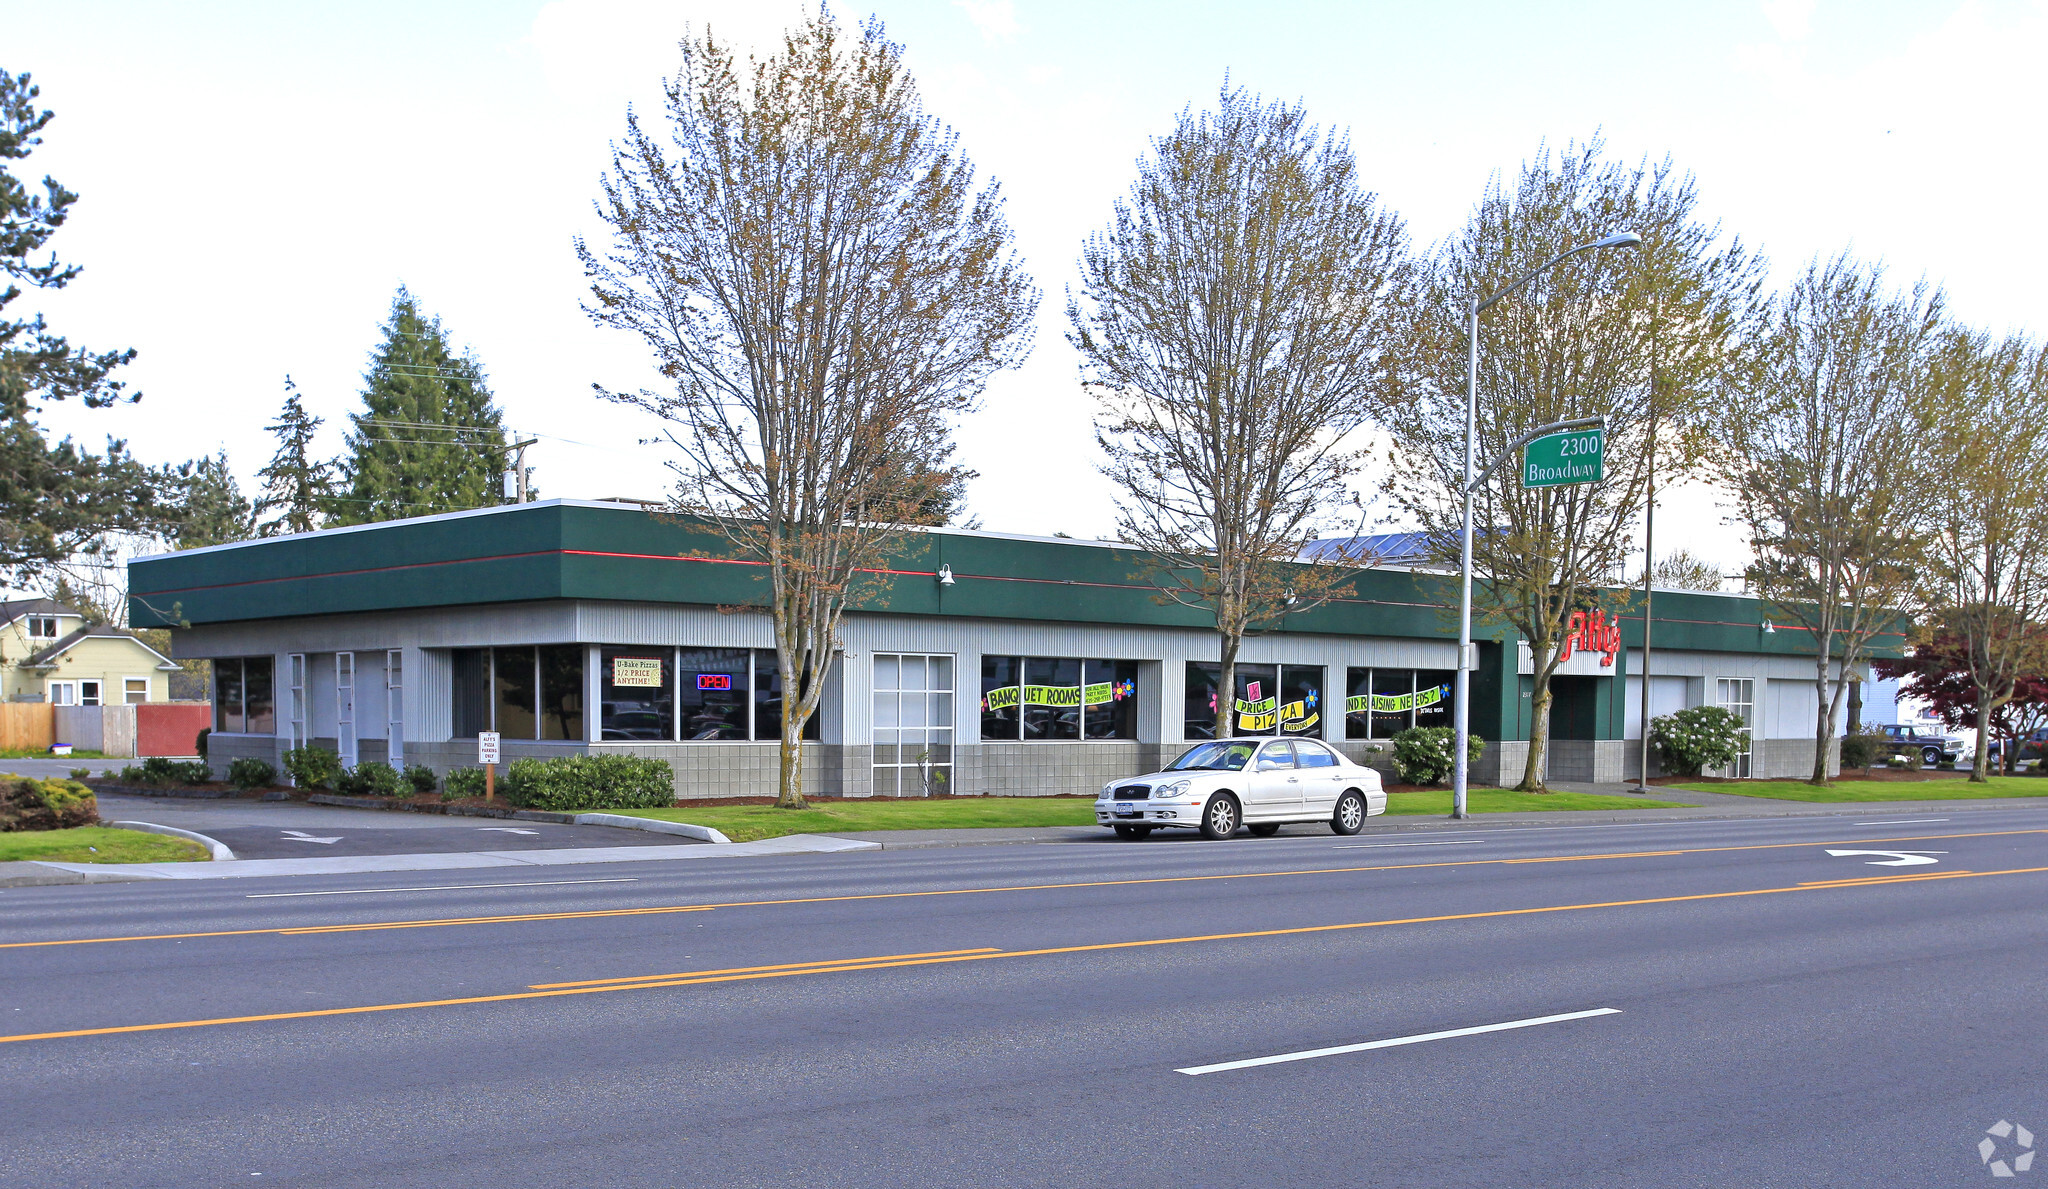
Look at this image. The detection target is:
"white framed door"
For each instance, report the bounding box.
[385,650,404,767]
[336,652,357,768]
[872,653,955,796]
[287,653,307,751]
[1716,677,1754,779]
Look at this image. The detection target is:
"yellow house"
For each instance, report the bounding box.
[0,598,181,705]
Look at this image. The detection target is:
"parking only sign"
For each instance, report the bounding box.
[478,731,501,764]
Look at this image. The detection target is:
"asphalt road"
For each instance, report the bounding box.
[92,795,698,858]
[2,807,2045,1187]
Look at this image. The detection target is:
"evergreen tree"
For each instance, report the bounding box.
[170,450,253,548]
[0,68,163,581]
[331,288,511,524]
[253,378,334,537]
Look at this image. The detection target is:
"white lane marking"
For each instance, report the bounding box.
[1175,1008,1622,1076]
[1824,849,1948,867]
[1327,839,1490,847]
[245,878,640,898]
[1854,818,1950,826]
[280,830,341,844]
[476,827,542,835]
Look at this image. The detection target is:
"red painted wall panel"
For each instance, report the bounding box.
[137,703,213,757]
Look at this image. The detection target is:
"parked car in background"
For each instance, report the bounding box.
[1878,724,1965,767]
[1095,737,1385,840]
[1986,728,2048,768]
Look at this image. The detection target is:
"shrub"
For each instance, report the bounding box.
[1891,748,1920,771]
[335,760,406,798]
[1387,727,1486,786]
[121,757,210,786]
[195,727,211,760]
[1839,728,1885,771]
[282,746,343,790]
[68,767,91,781]
[226,757,279,790]
[1935,752,1956,771]
[404,764,439,796]
[1650,706,1747,777]
[441,767,488,800]
[499,754,675,812]
[0,774,98,832]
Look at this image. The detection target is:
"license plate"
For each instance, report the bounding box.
[1114,805,1142,817]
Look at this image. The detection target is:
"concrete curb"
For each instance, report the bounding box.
[109,820,236,861]
[27,832,880,881]
[574,813,732,844]
[0,860,151,887]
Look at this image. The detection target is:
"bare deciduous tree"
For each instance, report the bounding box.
[1384,143,1764,791]
[1635,548,1727,591]
[579,11,1037,807]
[1911,330,2048,782]
[1732,255,1942,785]
[1069,87,1413,738]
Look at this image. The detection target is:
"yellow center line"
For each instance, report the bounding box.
[5,828,2044,951]
[533,948,1004,989]
[5,863,2046,1047]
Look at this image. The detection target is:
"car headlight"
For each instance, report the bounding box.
[1158,779,1193,797]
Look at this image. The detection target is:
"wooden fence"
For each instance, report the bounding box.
[0,703,55,753]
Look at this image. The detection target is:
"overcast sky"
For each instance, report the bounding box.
[8,0,2045,577]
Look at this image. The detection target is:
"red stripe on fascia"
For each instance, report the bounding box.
[133,550,564,596]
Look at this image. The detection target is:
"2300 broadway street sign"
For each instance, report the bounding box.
[1523,426,1605,488]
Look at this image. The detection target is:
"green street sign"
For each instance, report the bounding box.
[1523,427,1605,488]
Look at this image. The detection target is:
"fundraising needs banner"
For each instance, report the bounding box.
[1345,685,1448,716]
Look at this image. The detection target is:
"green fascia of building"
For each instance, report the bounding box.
[130,500,1896,759]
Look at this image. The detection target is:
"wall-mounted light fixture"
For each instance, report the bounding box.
[1764,621,1776,634]
[937,565,955,587]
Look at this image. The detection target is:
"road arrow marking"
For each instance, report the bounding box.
[1825,849,1947,866]
[280,830,341,845]
[477,827,541,835]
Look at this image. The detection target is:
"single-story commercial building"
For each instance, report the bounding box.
[128,501,1887,797]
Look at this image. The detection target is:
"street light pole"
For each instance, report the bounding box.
[1451,231,1642,820]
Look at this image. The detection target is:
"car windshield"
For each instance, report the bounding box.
[1167,741,1257,772]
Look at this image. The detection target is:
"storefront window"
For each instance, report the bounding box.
[538,645,585,741]
[214,659,245,734]
[1279,666,1323,737]
[601,648,672,741]
[1345,668,1457,739]
[1184,663,1223,740]
[1022,657,1083,740]
[452,649,490,738]
[245,657,276,734]
[984,656,1140,741]
[493,646,538,740]
[679,648,749,740]
[1414,669,1454,731]
[1083,659,1140,740]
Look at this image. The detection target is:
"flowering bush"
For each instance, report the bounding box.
[1649,706,1746,777]
[1388,727,1486,786]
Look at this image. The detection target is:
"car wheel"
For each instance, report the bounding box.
[1198,794,1240,840]
[1331,790,1367,835]
[1923,747,1941,766]
[1113,824,1152,839]
[1247,822,1281,837]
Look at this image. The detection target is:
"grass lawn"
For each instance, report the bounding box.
[0,749,106,760]
[1385,789,1690,815]
[615,787,1688,841]
[1676,776,2048,803]
[0,826,210,863]
[618,799,1097,842]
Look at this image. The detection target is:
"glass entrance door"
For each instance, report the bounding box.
[873,654,954,796]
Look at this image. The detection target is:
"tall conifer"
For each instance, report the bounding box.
[252,378,333,537]
[332,289,511,524]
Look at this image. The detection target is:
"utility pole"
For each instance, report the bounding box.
[509,436,538,503]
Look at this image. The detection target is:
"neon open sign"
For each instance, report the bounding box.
[696,673,733,691]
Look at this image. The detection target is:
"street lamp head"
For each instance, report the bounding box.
[1592,231,1643,250]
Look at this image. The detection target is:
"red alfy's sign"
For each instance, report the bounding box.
[1558,608,1621,667]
